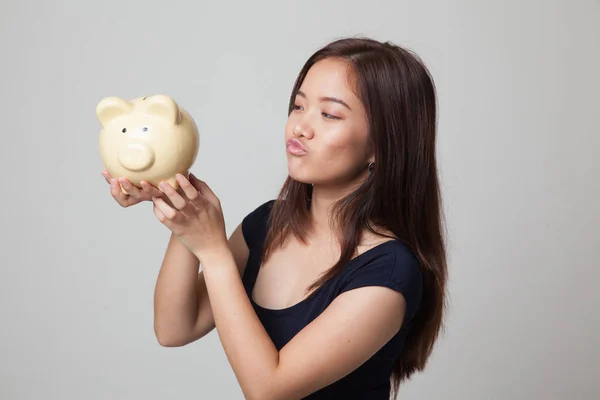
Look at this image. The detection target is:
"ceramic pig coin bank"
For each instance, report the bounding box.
[97,94,199,194]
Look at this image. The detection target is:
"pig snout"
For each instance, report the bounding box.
[118,143,155,172]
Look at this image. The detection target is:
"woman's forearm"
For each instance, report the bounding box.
[153,232,201,346]
[200,247,279,400]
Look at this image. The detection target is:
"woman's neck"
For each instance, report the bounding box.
[308,177,366,238]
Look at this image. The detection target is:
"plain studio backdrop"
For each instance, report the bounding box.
[1,0,598,399]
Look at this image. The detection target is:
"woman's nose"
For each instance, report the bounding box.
[293,117,314,139]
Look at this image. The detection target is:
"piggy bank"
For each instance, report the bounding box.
[97,94,199,194]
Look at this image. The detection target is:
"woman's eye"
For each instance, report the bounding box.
[292,104,339,120]
[322,112,340,120]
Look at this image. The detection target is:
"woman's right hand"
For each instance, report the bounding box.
[101,169,163,207]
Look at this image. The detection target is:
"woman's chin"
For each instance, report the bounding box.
[287,171,311,184]
[287,163,313,184]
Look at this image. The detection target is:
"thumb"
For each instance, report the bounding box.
[189,173,221,209]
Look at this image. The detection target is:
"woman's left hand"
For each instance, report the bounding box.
[152,173,228,261]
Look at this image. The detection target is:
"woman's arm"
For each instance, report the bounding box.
[153,223,249,347]
[150,175,407,399]
[200,248,406,400]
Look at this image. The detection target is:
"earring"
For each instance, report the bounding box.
[368,161,374,171]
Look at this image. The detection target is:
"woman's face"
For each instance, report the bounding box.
[285,58,372,187]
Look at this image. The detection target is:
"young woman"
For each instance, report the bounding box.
[102,37,447,400]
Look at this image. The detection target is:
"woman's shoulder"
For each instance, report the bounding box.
[241,199,276,249]
[345,239,421,280]
[242,199,275,227]
[339,239,423,323]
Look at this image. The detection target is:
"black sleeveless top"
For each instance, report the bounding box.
[241,200,423,399]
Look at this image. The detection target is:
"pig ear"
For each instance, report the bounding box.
[144,94,181,125]
[96,97,132,127]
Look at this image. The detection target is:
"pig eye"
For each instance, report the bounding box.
[122,128,127,133]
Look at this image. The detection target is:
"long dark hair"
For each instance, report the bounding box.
[261,37,448,398]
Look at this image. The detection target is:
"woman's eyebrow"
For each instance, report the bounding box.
[296,90,352,111]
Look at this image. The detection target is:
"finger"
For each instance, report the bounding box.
[158,181,187,210]
[152,196,178,220]
[110,179,131,207]
[176,173,200,201]
[189,173,221,209]
[101,170,113,184]
[118,178,143,200]
[152,201,167,223]
[140,181,163,198]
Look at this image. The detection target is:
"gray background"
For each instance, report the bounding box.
[1,0,598,399]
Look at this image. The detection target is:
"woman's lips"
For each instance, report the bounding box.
[286,139,308,155]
